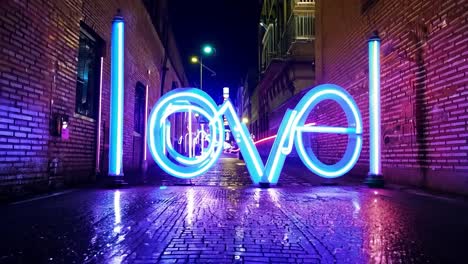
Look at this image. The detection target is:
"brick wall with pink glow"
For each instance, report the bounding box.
[0,0,187,192]
[312,0,468,194]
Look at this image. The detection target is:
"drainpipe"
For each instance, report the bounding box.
[95,57,104,177]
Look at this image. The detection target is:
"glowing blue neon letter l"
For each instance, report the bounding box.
[108,13,124,177]
[365,31,384,187]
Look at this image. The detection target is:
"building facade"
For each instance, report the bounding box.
[236,70,257,134]
[250,0,468,194]
[314,0,468,194]
[0,0,188,193]
[251,0,316,139]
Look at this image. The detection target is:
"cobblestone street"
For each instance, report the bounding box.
[1,155,468,263]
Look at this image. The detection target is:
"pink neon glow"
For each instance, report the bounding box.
[144,84,149,160]
[254,135,277,145]
[253,122,316,145]
[96,57,104,171]
[229,122,317,153]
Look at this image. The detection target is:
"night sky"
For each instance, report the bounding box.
[168,0,261,104]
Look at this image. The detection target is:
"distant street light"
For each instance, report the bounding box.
[242,117,249,124]
[202,44,214,55]
[190,56,199,64]
[189,44,216,91]
[186,44,216,158]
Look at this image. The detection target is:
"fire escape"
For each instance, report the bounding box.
[256,0,316,138]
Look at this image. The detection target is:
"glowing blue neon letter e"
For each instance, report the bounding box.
[293,85,363,180]
[147,85,363,185]
[108,14,124,176]
[366,31,384,187]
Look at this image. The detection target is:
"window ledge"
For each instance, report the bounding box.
[73,112,96,122]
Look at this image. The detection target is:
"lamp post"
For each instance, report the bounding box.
[190,44,216,90]
[186,45,216,158]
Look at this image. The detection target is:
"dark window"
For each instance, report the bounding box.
[76,24,103,118]
[172,81,178,90]
[142,0,157,17]
[361,0,379,14]
[170,81,180,139]
[134,82,145,134]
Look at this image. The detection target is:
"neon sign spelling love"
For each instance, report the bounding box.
[147,84,363,185]
[107,17,381,182]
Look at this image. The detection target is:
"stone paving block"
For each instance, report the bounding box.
[0,156,468,263]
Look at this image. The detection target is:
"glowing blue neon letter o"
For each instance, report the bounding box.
[293,84,363,178]
[147,88,225,178]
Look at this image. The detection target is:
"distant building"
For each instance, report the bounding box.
[236,70,256,137]
[251,0,316,139]
[223,87,230,101]
[0,0,188,192]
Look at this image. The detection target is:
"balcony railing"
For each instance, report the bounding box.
[295,0,315,4]
[294,15,314,40]
[261,15,314,70]
[261,24,277,71]
[281,12,315,52]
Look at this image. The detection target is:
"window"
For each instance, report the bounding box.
[171,81,180,140]
[171,81,179,90]
[75,24,103,118]
[142,0,162,33]
[134,82,145,134]
[361,0,379,14]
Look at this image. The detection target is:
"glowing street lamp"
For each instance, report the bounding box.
[187,45,216,157]
[202,44,214,55]
[190,56,199,64]
[242,117,249,124]
[190,44,216,91]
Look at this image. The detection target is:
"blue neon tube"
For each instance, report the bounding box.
[109,16,124,176]
[368,35,381,176]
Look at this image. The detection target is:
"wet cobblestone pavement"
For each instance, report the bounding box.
[1,156,468,263]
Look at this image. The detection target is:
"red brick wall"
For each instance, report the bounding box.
[0,0,186,191]
[314,0,468,194]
